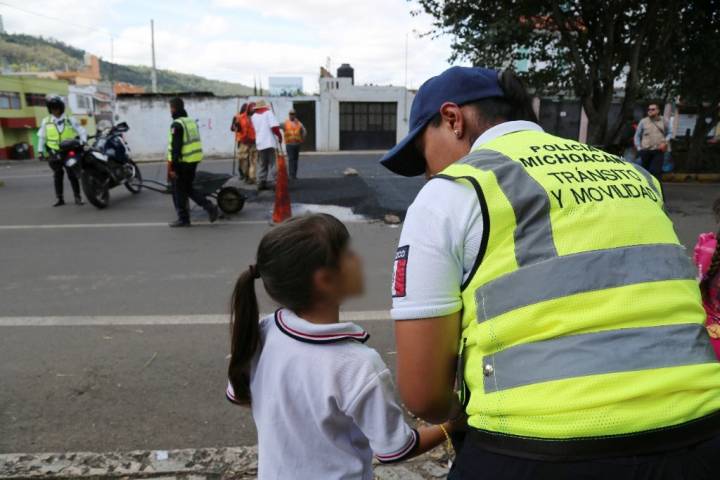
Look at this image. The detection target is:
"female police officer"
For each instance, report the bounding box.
[381,66,720,479]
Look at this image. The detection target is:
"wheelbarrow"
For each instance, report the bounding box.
[142,170,246,215]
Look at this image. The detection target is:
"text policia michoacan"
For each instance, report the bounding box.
[518,143,659,209]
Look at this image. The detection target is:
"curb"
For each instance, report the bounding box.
[662,173,720,183]
[0,447,450,480]
[0,447,257,480]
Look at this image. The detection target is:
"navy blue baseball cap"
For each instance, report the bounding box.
[380,66,504,176]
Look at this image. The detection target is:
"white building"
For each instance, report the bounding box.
[113,64,415,160]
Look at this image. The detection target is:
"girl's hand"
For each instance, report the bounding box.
[707,324,720,339]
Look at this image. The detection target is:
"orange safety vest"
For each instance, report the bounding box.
[233,113,243,142]
[284,119,304,144]
[237,113,256,144]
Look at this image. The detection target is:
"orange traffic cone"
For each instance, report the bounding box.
[272,151,292,224]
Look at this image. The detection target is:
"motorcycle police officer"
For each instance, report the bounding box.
[382,66,720,478]
[37,95,86,206]
[167,97,218,227]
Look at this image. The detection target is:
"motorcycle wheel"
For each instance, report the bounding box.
[81,170,110,209]
[217,186,245,214]
[124,160,143,194]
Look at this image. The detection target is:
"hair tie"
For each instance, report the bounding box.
[249,265,260,279]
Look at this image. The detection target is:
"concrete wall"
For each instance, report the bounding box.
[114,95,316,160]
[114,83,413,159]
[115,96,239,160]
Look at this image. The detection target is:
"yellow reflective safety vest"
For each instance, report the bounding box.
[438,128,720,457]
[167,117,203,163]
[42,116,78,151]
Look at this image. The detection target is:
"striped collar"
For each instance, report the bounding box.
[274,309,370,345]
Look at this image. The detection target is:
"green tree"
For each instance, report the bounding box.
[662,0,720,170]
[414,1,683,146]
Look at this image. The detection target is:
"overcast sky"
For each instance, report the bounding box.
[2,0,468,92]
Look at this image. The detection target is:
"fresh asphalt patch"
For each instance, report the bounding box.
[243,175,424,220]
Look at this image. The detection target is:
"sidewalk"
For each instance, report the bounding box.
[0,446,451,480]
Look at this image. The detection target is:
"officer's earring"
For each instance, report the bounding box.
[454,130,461,137]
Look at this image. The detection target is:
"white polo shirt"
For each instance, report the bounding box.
[226,309,418,480]
[251,109,280,151]
[391,121,545,320]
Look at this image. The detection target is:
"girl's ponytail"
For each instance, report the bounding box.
[228,266,261,404]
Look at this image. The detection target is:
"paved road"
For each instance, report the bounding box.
[1,155,718,454]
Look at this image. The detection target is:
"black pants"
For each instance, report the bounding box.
[49,157,80,199]
[172,162,213,223]
[286,144,301,179]
[639,149,664,179]
[448,434,720,480]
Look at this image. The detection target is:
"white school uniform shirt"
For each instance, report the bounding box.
[391,120,544,320]
[226,309,418,480]
[251,109,280,151]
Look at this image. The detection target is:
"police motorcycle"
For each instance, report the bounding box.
[60,122,142,209]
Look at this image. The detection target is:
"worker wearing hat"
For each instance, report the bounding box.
[383,66,720,478]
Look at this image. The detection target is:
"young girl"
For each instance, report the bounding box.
[693,198,720,360]
[226,214,459,479]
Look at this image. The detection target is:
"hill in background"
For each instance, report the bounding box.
[0,33,255,96]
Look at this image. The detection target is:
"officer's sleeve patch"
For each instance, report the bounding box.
[392,246,410,298]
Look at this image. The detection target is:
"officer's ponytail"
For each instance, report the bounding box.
[466,69,538,125]
[497,69,538,123]
[228,214,350,404]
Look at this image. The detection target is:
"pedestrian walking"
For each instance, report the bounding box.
[250,99,282,191]
[232,102,258,184]
[166,97,218,227]
[693,197,720,360]
[37,95,86,206]
[634,102,672,179]
[225,214,462,480]
[381,66,720,479]
[281,109,306,180]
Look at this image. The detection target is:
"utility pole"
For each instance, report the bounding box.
[150,19,158,93]
[110,36,116,120]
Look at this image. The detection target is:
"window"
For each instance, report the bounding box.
[0,91,21,109]
[25,93,47,107]
[339,102,397,150]
[339,102,396,132]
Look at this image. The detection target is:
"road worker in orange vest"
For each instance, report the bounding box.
[281,109,306,180]
[231,102,257,184]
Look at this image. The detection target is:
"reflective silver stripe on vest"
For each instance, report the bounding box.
[461,150,558,265]
[482,323,716,393]
[476,244,695,322]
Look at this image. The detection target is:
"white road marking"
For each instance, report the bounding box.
[0,173,50,179]
[0,310,392,326]
[0,221,270,230]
